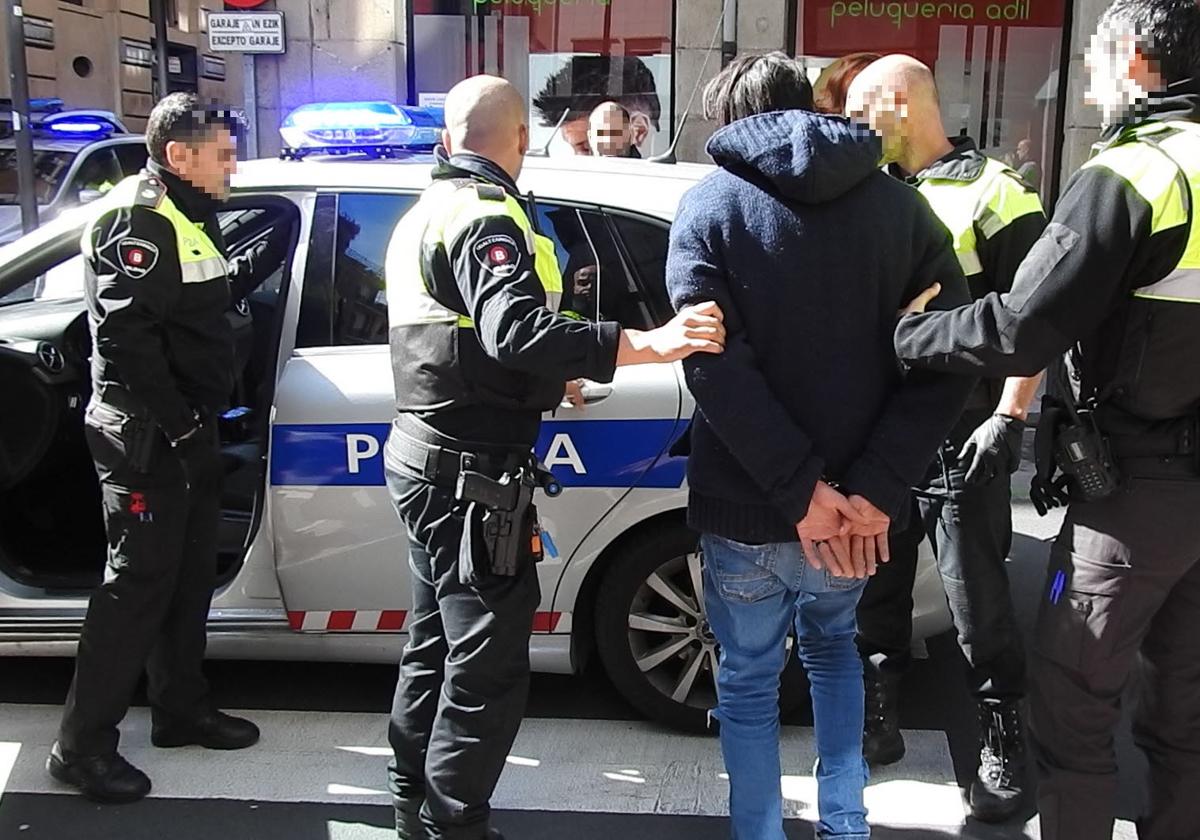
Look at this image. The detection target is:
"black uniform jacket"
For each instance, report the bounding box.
[895,80,1200,427]
[85,161,285,440]
[414,151,622,445]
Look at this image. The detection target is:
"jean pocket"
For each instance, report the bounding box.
[702,534,785,604]
[824,568,866,592]
[1034,548,1130,672]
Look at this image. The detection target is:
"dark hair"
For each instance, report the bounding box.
[532,55,661,129]
[702,52,814,127]
[1100,0,1200,84]
[815,52,882,115]
[145,92,240,164]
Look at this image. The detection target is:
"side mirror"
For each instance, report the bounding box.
[78,188,105,204]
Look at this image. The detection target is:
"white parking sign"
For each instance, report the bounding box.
[208,12,286,54]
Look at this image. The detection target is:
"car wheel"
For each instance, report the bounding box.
[594,522,808,733]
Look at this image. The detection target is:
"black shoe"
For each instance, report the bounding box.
[46,741,151,804]
[863,670,905,767]
[968,700,1027,823]
[151,710,260,750]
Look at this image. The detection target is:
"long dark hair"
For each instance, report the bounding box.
[702,52,814,128]
[815,52,882,115]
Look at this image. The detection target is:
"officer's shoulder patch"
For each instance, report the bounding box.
[132,177,166,208]
[116,237,160,278]
[473,183,507,202]
[472,233,521,278]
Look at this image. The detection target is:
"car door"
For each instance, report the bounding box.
[267,190,682,638]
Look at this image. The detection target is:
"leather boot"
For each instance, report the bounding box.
[152,710,260,750]
[46,741,152,804]
[863,669,905,767]
[968,700,1027,822]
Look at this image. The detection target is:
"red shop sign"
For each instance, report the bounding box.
[803,0,1066,62]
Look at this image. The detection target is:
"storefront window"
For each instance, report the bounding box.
[797,0,1066,200]
[411,0,674,158]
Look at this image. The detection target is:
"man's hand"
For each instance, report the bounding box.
[845,494,891,578]
[957,413,1026,485]
[900,282,941,317]
[562,379,585,410]
[797,482,871,579]
[616,301,726,366]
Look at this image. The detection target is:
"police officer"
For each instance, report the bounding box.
[844,55,1047,821]
[895,1,1200,836]
[48,93,287,803]
[381,75,724,840]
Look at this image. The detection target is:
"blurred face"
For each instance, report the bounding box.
[589,108,632,157]
[166,125,237,200]
[845,81,906,165]
[1084,21,1161,124]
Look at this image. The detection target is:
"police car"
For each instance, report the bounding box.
[0,103,950,731]
[0,100,149,246]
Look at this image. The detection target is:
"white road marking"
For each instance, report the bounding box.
[0,704,1138,837]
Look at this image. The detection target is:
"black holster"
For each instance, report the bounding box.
[456,464,552,584]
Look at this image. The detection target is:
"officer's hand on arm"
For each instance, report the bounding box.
[900,282,941,317]
[615,301,726,365]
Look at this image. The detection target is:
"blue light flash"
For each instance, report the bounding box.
[41,114,116,139]
[280,101,443,154]
[1049,569,1066,605]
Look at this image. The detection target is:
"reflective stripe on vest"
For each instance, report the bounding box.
[917,157,1043,277]
[1084,121,1200,303]
[385,179,564,330]
[80,174,228,284]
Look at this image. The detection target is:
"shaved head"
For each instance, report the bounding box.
[844,54,950,174]
[442,75,529,179]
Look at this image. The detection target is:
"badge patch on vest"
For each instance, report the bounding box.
[117,238,160,278]
[473,234,520,278]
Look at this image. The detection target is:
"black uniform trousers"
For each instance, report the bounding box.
[385,464,540,840]
[1033,473,1200,840]
[857,410,1027,701]
[60,400,222,757]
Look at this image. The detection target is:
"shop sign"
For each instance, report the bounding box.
[209,12,286,53]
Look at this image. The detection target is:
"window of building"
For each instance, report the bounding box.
[796,0,1067,202]
[410,0,674,159]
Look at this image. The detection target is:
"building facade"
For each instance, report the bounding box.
[0,0,243,133]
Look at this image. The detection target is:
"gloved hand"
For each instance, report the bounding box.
[956,413,1027,486]
[1030,473,1071,516]
[171,421,221,490]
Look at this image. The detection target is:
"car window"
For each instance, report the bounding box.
[535,202,658,332]
[609,213,673,327]
[113,143,149,178]
[0,149,75,205]
[296,192,419,348]
[69,148,122,199]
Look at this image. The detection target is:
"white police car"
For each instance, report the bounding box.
[0,103,951,731]
[0,100,148,246]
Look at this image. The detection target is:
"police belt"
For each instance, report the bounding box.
[1107,421,1200,478]
[97,383,209,426]
[388,414,532,489]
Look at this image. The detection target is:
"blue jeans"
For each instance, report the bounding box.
[702,533,870,840]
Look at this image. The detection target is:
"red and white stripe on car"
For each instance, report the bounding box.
[287,610,569,633]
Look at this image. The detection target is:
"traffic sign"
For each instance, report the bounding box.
[208,12,285,53]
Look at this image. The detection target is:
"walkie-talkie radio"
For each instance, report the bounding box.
[1054,413,1122,502]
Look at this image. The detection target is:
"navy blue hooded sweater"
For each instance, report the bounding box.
[667,111,976,544]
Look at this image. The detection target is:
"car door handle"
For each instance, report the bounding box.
[579,382,613,404]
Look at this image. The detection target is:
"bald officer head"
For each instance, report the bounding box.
[845,54,950,175]
[442,75,529,180]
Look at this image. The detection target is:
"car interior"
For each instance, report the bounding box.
[0,197,300,592]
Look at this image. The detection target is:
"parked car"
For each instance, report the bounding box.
[0,106,951,732]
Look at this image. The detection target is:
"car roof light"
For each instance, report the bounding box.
[41,114,117,139]
[279,101,444,159]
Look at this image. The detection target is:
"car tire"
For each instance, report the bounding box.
[594,522,809,734]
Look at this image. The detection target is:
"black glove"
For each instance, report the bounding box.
[171,421,222,489]
[956,414,1027,486]
[1030,473,1071,516]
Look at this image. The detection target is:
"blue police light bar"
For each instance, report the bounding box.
[39,113,117,139]
[279,101,444,159]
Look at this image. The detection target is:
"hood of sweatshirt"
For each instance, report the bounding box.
[705,110,884,205]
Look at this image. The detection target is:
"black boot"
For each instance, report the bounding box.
[46,741,151,804]
[968,700,1027,822]
[152,710,260,750]
[863,669,905,767]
